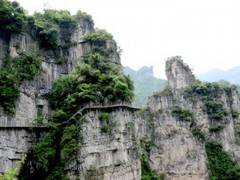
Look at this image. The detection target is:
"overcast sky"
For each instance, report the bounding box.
[14,0,240,78]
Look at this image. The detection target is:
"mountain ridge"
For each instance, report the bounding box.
[198,66,240,84]
[123,66,167,106]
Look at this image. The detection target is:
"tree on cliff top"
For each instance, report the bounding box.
[0,0,26,33]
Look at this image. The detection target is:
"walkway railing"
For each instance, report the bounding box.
[0,104,140,129]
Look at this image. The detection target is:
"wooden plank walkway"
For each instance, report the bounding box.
[0,104,140,129]
[69,104,139,119]
[64,104,140,125]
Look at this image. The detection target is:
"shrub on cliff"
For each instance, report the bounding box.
[172,106,193,122]
[99,112,111,133]
[0,1,93,49]
[206,141,240,180]
[140,141,164,180]
[29,9,95,50]
[82,29,113,43]
[82,30,115,56]
[0,167,17,180]
[185,81,231,121]
[31,10,75,49]
[61,124,80,159]
[49,52,134,112]
[0,51,42,114]
[205,98,228,120]
[75,10,93,23]
[0,0,26,33]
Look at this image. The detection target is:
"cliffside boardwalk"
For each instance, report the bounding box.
[0,104,140,129]
[68,104,140,122]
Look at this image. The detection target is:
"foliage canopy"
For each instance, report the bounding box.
[0,0,26,33]
[172,106,193,122]
[206,141,240,180]
[31,9,76,49]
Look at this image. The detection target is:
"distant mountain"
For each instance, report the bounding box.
[125,65,240,107]
[198,66,240,84]
[124,66,167,107]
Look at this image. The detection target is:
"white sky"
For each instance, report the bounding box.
[14,0,240,78]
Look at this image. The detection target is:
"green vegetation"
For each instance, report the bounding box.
[0,0,26,33]
[19,30,134,179]
[32,129,58,170]
[124,66,167,107]
[191,127,205,141]
[82,29,112,42]
[0,51,42,114]
[0,168,17,180]
[154,85,172,97]
[33,112,45,126]
[29,9,94,50]
[28,9,94,50]
[141,154,164,180]
[99,112,111,133]
[185,81,235,97]
[61,124,80,159]
[205,99,228,121]
[30,9,76,49]
[0,0,93,49]
[75,10,93,23]
[127,121,134,130]
[1,1,132,178]
[205,141,240,180]
[185,81,230,121]
[232,110,240,119]
[171,106,193,122]
[140,141,164,180]
[82,30,115,56]
[209,125,224,133]
[49,53,134,111]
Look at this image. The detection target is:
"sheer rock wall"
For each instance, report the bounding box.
[0,17,121,173]
[146,56,240,180]
[1,14,240,180]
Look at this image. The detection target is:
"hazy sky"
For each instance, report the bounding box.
[14,0,240,78]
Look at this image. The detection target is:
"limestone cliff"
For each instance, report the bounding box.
[0,11,121,174]
[1,4,240,180]
[63,56,240,180]
[146,56,240,180]
[66,107,141,180]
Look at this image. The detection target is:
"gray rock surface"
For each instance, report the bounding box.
[0,15,125,177]
[0,16,114,173]
[147,57,240,180]
[0,129,43,173]
[1,14,240,180]
[67,109,141,180]
[166,56,195,90]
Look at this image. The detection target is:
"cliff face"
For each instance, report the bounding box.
[0,18,92,127]
[66,108,141,180]
[165,56,195,90]
[147,57,240,180]
[0,15,121,174]
[61,56,240,180]
[1,8,240,180]
[148,58,208,179]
